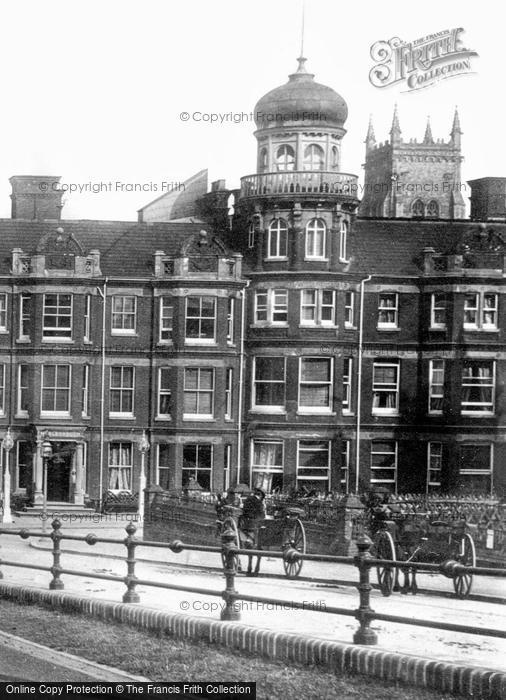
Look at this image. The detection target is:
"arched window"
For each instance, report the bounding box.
[339,220,348,261]
[267,219,288,258]
[305,218,326,259]
[248,223,255,248]
[427,200,439,218]
[303,144,325,170]
[331,146,339,170]
[412,199,425,217]
[275,145,295,172]
[259,148,268,173]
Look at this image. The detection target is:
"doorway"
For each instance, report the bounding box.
[46,443,74,502]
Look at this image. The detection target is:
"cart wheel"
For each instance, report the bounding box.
[375,530,396,596]
[283,518,306,579]
[453,533,476,599]
[221,518,241,571]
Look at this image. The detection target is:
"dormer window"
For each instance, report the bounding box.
[303,144,324,171]
[275,145,295,172]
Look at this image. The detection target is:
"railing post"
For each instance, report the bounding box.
[123,521,140,603]
[49,519,64,590]
[220,519,240,621]
[353,533,378,645]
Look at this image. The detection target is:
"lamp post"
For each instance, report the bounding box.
[2,427,14,524]
[41,432,53,534]
[137,431,150,525]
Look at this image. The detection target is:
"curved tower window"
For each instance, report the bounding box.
[267,219,288,258]
[427,200,439,218]
[259,147,268,173]
[303,144,325,171]
[275,145,295,172]
[412,199,425,217]
[339,220,348,261]
[305,218,327,259]
[331,146,339,170]
[248,223,255,249]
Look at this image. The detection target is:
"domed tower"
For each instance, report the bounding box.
[236,56,359,271]
[236,58,360,495]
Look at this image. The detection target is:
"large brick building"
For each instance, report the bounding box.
[1,56,505,510]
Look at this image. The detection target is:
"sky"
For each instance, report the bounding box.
[0,0,500,221]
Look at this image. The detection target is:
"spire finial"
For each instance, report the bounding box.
[300,0,305,57]
[451,106,462,134]
[390,103,401,136]
[423,115,434,144]
[365,114,376,146]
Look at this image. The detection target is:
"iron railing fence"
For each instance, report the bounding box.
[0,519,505,647]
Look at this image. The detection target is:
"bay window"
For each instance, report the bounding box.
[430,293,447,329]
[371,440,397,487]
[428,359,444,414]
[253,357,285,411]
[182,444,212,490]
[372,361,399,414]
[300,289,335,326]
[251,440,284,493]
[43,294,72,339]
[464,293,497,330]
[461,361,495,414]
[377,293,398,329]
[185,296,216,342]
[254,289,288,325]
[183,368,214,418]
[298,357,333,413]
[108,442,132,491]
[297,440,330,491]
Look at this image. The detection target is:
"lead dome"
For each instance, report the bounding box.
[254,57,348,129]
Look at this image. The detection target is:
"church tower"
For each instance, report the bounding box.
[359,107,465,219]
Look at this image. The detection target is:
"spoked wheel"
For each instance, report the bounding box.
[453,533,476,599]
[375,530,396,596]
[221,518,241,571]
[283,518,306,578]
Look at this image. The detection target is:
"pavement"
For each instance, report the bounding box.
[0,515,505,676]
[0,630,149,682]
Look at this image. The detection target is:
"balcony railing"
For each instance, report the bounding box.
[240,171,359,199]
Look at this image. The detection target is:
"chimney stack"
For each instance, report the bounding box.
[10,175,64,221]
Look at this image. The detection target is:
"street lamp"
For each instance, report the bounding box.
[41,432,53,533]
[2,427,14,524]
[137,431,150,525]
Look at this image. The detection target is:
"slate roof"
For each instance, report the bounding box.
[349,218,506,276]
[0,219,213,277]
[1,215,505,279]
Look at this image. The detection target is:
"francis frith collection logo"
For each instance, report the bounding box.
[369,28,478,91]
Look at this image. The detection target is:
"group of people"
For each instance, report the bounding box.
[216,485,266,524]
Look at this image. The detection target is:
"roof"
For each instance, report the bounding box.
[0,219,214,277]
[254,58,348,130]
[1,215,505,280]
[350,218,506,276]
